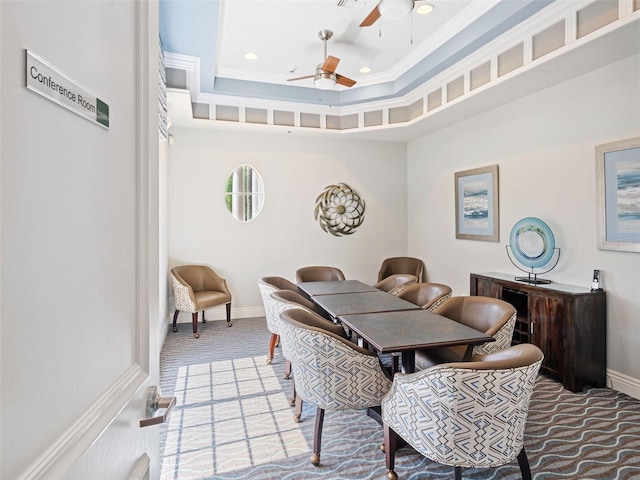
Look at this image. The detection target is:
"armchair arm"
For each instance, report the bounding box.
[202,267,232,297]
[171,272,197,312]
[474,311,517,355]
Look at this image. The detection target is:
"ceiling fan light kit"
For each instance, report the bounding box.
[286,29,356,90]
[314,69,337,89]
[379,0,414,20]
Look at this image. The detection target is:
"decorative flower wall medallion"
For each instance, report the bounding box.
[314,183,365,236]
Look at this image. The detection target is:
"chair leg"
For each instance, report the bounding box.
[284,359,291,379]
[266,334,278,364]
[454,466,462,480]
[517,447,532,480]
[172,310,179,332]
[192,312,199,338]
[202,310,206,323]
[293,390,303,422]
[311,407,325,466]
[384,424,399,480]
[225,302,232,327]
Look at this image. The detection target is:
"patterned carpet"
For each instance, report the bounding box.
[159,317,640,480]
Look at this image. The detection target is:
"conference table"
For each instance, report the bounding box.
[311,290,420,319]
[338,310,494,373]
[297,279,380,296]
[298,279,494,374]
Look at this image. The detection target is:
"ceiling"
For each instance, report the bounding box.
[159,0,554,107]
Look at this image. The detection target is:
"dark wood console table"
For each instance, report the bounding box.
[470,272,606,392]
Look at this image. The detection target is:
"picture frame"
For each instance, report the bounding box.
[596,137,640,252]
[455,164,499,241]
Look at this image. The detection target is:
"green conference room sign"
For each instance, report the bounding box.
[25,50,109,128]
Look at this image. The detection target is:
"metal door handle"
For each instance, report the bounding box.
[139,386,176,428]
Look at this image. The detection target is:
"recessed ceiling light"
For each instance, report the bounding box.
[359,66,371,74]
[417,3,435,15]
[244,52,258,60]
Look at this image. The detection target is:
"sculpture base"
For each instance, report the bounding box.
[515,276,552,285]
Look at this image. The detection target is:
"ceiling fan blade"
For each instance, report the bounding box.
[321,56,340,73]
[336,74,356,87]
[360,5,381,27]
[286,74,315,82]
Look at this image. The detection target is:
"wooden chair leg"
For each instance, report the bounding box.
[311,407,325,466]
[293,391,303,422]
[192,312,199,338]
[172,310,179,332]
[284,359,291,379]
[384,424,399,480]
[517,447,532,480]
[266,333,278,364]
[225,302,232,327]
[454,466,462,480]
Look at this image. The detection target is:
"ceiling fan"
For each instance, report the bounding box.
[286,29,356,90]
[360,0,431,27]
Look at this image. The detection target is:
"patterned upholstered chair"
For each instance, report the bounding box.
[257,276,300,365]
[271,291,350,417]
[170,265,232,338]
[382,343,543,480]
[373,273,418,296]
[397,282,452,311]
[378,257,425,282]
[279,308,392,467]
[414,296,517,370]
[295,265,345,282]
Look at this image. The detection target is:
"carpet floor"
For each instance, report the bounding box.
[159,317,640,480]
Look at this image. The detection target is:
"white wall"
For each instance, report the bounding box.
[1,1,160,478]
[407,54,640,388]
[159,138,170,341]
[168,129,408,318]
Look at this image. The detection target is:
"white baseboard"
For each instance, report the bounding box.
[607,369,640,400]
[171,306,264,323]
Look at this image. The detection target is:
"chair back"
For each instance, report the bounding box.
[280,308,391,411]
[271,291,348,339]
[382,343,543,469]
[398,282,452,311]
[257,276,298,335]
[373,274,418,296]
[295,266,345,282]
[378,257,424,282]
[172,265,208,292]
[435,295,517,354]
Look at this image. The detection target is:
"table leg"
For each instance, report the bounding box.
[463,345,474,361]
[400,351,415,374]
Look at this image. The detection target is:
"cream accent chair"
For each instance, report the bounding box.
[414,296,517,370]
[279,308,392,467]
[397,282,452,311]
[373,274,418,296]
[257,276,300,365]
[382,344,543,480]
[295,265,345,282]
[378,257,425,282]
[171,265,232,338]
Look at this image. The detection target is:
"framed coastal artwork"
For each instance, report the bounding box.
[596,137,640,252]
[455,164,499,242]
